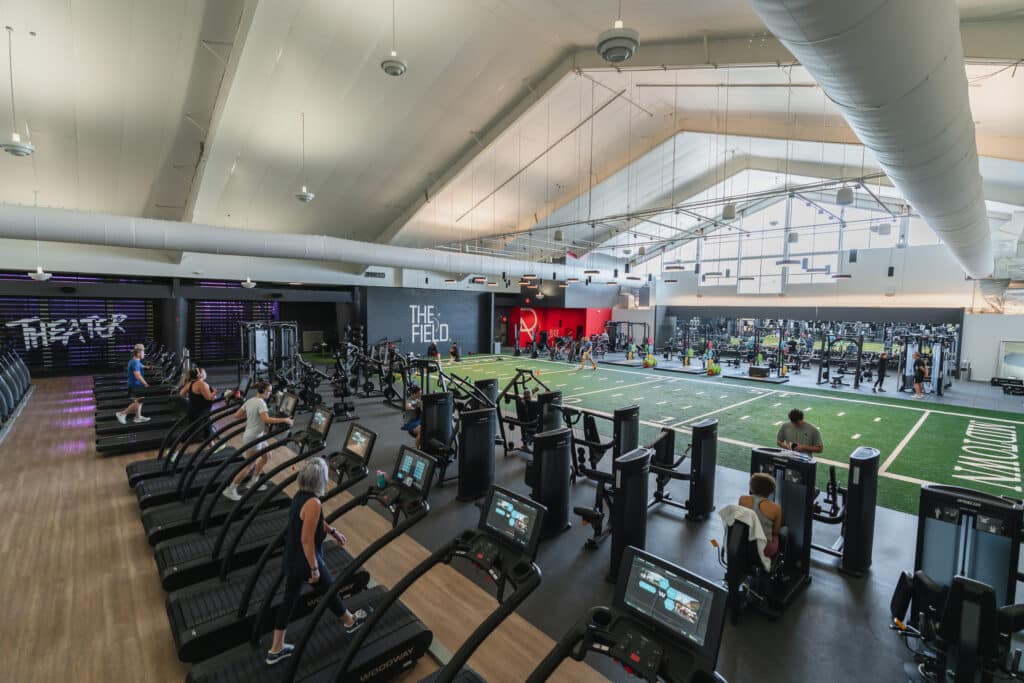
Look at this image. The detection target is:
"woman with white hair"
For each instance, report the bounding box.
[265,458,368,665]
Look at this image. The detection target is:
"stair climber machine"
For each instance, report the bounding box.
[152,403,335,591]
[187,447,440,683]
[124,381,250,489]
[169,429,427,664]
[285,485,547,683]
[133,392,300,511]
[526,547,729,683]
[647,420,718,522]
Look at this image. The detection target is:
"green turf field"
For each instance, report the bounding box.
[444,355,1024,516]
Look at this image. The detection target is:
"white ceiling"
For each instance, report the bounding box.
[0,0,1020,268]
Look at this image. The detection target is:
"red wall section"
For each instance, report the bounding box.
[584,308,612,337]
[508,307,590,346]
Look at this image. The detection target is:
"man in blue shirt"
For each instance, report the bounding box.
[575,335,598,371]
[115,344,151,425]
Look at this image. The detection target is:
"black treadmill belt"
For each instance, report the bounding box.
[155,512,288,568]
[96,415,179,436]
[136,467,217,501]
[187,587,432,683]
[142,490,289,544]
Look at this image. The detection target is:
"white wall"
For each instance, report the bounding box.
[961,313,1024,381]
[611,307,657,338]
[655,245,978,309]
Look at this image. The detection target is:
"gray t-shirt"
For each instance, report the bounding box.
[244,397,269,440]
[776,421,823,450]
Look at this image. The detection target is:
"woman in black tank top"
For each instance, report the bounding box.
[266,458,369,665]
[179,368,217,440]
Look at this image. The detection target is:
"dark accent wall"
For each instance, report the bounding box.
[365,287,491,355]
[277,302,339,349]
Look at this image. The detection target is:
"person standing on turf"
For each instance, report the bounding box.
[872,352,889,393]
[776,409,824,454]
[115,344,151,425]
[912,352,928,399]
[576,336,597,371]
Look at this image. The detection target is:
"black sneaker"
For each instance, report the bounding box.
[265,644,295,665]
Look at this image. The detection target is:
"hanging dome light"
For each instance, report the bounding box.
[2,27,34,158]
[294,113,314,203]
[596,6,639,65]
[241,277,257,289]
[381,1,408,76]
[28,264,51,281]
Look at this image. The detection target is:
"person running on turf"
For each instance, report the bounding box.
[115,344,151,425]
[872,352,889,393]
[776,409,824,454]
[739,473,783,559]
[576,336,598,371]
[912,352,928,399]
[266,458,368,664]
[402,385,423,448]
[223,381,293,501]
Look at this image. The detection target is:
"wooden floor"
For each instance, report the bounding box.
[0,377,603,683]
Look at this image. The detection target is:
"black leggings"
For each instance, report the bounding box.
[873,371,886,389]
[274,559,346,629]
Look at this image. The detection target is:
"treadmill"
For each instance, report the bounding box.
[165,426,381,662]
[125,383,250,489]
[169,432,435,664]
[96,402,188,456]
[133,393,299,510]
[526,547,729,683]
[152,404,334,591]
[187,447,440,683]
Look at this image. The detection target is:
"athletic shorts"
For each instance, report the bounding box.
[128,387,143,401]
[914,372,925,384]
[402,419,421,433]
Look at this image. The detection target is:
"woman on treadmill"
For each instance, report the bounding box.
[179,367,217,440]
[739,473,782,558]
[266,458,369,665]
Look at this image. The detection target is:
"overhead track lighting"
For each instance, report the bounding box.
[704,271,723,277]
[775,259,801,266]
[596,1,639,63]
[444,278,456,284]
[294,113,315,203]
[558,282,569,288]
[584,269,600,275]
[831,273,853,280]
[380,0,408,76]
[486,281,498,287]
[566,277,580,283]
[522,273,537,280]
[471,276,486,284]
[664,264,685,271]
[663,278,678,284]
[737,276,755,281]
[1,26,34,158]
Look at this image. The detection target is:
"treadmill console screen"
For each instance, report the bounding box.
[394,446,434,496]
[621,554,718,653]
[278,393,298,417]
[483,488,542,554]
[308,407,333,439]
[343,424,375,461]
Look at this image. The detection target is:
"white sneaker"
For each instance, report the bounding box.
[133,416,151,423]
[115,412,127,425]
[222,485,242,501]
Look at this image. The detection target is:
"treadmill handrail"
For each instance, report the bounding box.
[254,496,428,649]
[158,401,235,471]
[234,466,370,620]
[211,440,309,565]
[181,421,252,502]
[191,428,291,522]
[286,532,451,683]
[173,414,247,482]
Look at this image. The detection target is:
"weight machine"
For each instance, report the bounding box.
[815,328,865,389]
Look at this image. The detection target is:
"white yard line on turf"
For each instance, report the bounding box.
[518,357,1024,426]
[683,391,777,424]
[879,410,932,474]
[565,377,665,400]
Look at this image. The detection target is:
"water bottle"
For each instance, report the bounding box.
[376,470,388,489]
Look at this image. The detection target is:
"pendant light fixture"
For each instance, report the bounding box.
[596,0,639,63]
[380,0,408,77]
[294,113,315,203]
[27,241,50,280]
[1,26,34,158]
[241,277,256,289]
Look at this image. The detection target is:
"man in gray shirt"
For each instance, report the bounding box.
[776,409,824,454]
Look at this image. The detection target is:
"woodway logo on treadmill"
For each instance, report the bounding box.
[953,420,1021,493]
[359,645,417,681]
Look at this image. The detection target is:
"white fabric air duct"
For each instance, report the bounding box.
[0,204,630,284]
[746,0,993,278]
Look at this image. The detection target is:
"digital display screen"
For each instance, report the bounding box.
[309,408,331,438]
[344,425,373,461]
[394,447,431,494]
[279,394,297,417]
[483,489,540,551]
[622,556,714,649]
